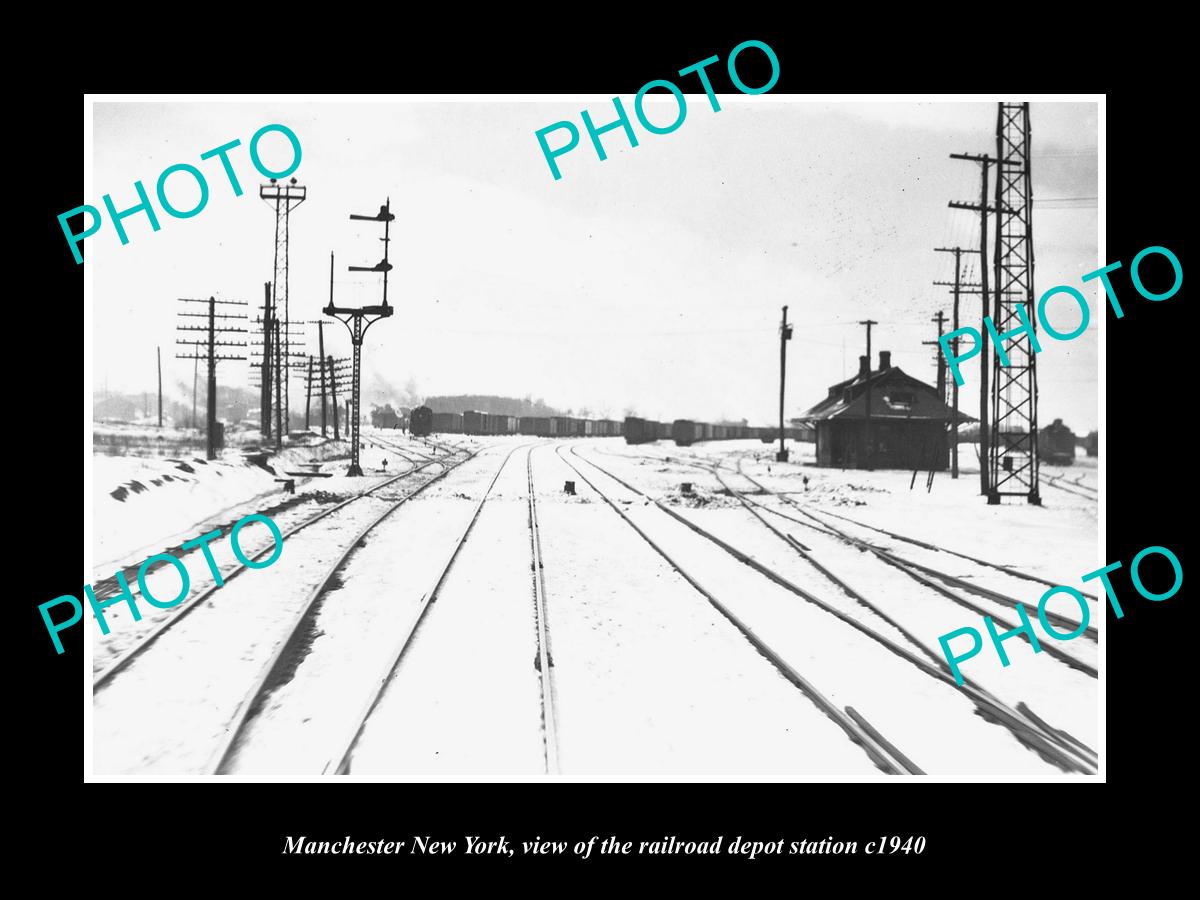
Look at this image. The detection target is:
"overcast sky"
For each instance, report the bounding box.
[90,99,1098,431]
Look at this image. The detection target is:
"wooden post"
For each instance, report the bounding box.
[305,356,313,431]
[157,346,163,428]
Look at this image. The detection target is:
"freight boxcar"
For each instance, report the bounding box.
[672,419,703,447]
[462,410,490,435]
[624,416,656,444]
[494,415,518,435]
[519,417,552,436]
[431,412,463,434]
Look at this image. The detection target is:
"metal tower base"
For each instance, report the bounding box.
[987,490,1041,505]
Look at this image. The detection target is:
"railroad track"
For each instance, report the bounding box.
[568,444,1097,774]
[556,446,924,777]
[202,443,491,774]
[315,442,556,776]
[527,445,560,774]
[1043,472,1098,499]
[94,447,475,692]
[720,460,1099,667]
[728,484,1098,643]
[367,432,463,464]
[197,442,557,775]
[92,447,413,591]
[724,461,1099,649]
[684,448,1100,602]
[599,442,1101,615]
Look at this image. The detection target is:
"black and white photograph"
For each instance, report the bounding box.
[78,94,1104,780]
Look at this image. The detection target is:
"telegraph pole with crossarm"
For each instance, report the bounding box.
[777,305,793,462]
[175,297,248,460]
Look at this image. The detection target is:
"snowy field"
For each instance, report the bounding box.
[90,428,1099,778]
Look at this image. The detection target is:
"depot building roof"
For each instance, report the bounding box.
[800,351,976,425]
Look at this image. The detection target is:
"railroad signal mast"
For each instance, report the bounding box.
[325,199,395,476]
[175,296,248,460]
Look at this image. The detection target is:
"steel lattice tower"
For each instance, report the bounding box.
[987,102,1040,505]
[261,177,306,438]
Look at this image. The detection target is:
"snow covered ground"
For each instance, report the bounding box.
[567,438,1099,769]
[90,429,1099,778]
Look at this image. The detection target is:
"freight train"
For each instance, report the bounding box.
[406,406,812,447]
[408,405,433,436]
[1038,418,1077,465]
[407,407,623,438]
[627,417,811,447]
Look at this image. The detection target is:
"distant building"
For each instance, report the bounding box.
[799,351,972,470]
[1038,418,1076,465]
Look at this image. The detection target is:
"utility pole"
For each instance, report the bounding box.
[777,305,793,462]
[325,199,396,476]
[251,312,309,444]
[329,355,340,440]
[921,309,948,477]
[175,297,247,460]
[274,318,283,451]
[192,356,198,430]
[259,281,272,440]
[157,346,163,428]
[206,297,216,459]
[319,304,328,437]
[321,356,350,440]
[935,247,968,479]
[859,319,877,471]
[950,152,998,497]
[920,310,948,398]
[305,356,314,431]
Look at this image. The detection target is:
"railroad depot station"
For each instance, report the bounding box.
[800,351,974,471]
